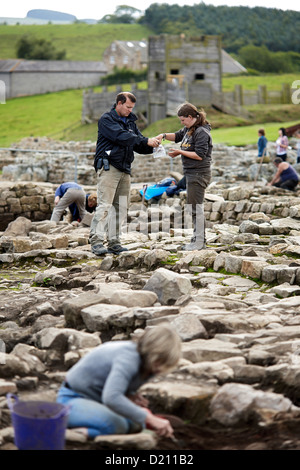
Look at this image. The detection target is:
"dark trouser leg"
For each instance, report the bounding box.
[183,172,211,249]
[276,154,287,162]
[279,179,298,191]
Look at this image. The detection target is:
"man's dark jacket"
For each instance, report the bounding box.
[94,106,153,174]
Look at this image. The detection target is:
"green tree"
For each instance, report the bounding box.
[100,5,141,24]
[16,35,66,60]
[140,3,300,54]
[238,44,294,73]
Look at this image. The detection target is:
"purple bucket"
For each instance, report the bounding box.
[7,394,70,450]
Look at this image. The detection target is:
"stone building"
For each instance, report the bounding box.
[102,40,148,72]
[147,34,223,123]
[82,34,248,124]
[103,39,246,75]
[0,59,107,98]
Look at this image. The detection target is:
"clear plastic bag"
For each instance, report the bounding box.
[153,144,166,159]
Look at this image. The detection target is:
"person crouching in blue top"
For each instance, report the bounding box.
[56,323,182,439]
[267,157,299,191]
[257,128,268,163]
[50,182,97,224]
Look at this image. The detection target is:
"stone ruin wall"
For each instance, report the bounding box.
[0,137,184,186]
[1,136,300,232]
[1,179,300,234]
[82,86,148,123]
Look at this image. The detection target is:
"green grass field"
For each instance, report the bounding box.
[142,104,300,145]
[211,120,300,146]
[0,89,83,147]
[222,73,300,92]
[1,87,299,148]
[0,83,143,147]
[0,23,153,61]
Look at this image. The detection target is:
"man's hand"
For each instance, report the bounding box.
[147,137,160,148]
[54,196,60,205]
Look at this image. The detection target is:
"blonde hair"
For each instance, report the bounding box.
[137,323,181,374]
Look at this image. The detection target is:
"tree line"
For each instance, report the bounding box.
[139,3,300,55]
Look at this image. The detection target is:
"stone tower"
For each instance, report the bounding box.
[147,34,222,124]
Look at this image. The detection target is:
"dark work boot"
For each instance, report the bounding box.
[91,243,108,255]
[107,243,128,255]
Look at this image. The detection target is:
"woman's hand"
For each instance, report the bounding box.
[170,148,203,160]
[145,411,174,438]
[168,148,181,158]
[155,134,164,143]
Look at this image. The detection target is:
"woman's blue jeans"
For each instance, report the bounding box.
[56,385,133,438]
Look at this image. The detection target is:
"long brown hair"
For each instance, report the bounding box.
[177,103,209,136]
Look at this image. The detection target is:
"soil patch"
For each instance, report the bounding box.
[156,416,300,450]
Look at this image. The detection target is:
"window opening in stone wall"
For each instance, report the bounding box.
[195,73,205,80]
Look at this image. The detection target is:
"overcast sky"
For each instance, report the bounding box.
[1,0,299,20]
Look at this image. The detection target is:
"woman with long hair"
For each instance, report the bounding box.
[56,323,181,439]
[157,103,212,250]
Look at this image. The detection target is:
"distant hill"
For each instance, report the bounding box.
[27,9,77,22]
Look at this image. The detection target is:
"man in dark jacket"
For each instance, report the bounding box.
[90,92,160,255]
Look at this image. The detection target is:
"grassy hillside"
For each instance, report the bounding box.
[0,23,153,60]
[145,116,300,147]
[0,89,83,147]
[211,120,300,146]
[1,83,299,148]
[0,39,299,148]
[143,106,300,146]
[223,73,299,92]
[0,84,137,147]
